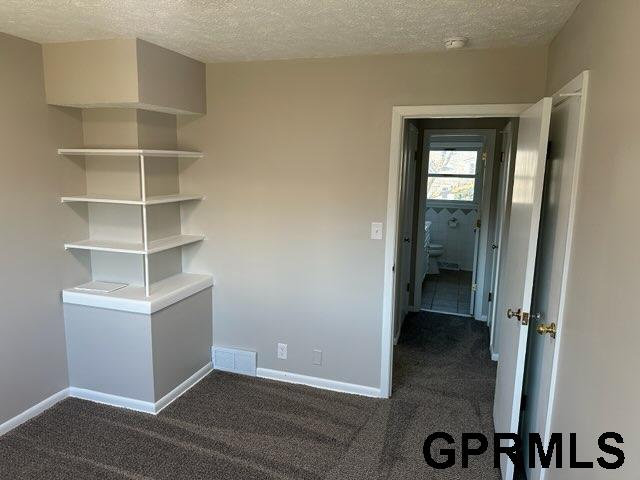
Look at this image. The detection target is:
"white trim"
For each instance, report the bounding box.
[154,362,213,413]
[0,389,68,436]
[68,387,156,414]
[491,353,499,362]
[393,327,402,345]
[70,362,213,415]
[0,364,213,436]
[256,368,382,398]
[382,103,531,398]
[392,104,531,119]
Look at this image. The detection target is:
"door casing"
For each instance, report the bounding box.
[382,103,531,398]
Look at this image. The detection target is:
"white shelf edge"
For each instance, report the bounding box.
[147,234,205,254]
[58,148,203,158]
[62,273,214,314]
[65,234,205,255]
[61,194,204,205]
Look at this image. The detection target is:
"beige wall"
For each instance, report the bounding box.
[43,39,140,107]
[177,47,547,388]
[0,33,87,424]
[136,39,206,115]
[42,39,206,115]
[546,1,640,476]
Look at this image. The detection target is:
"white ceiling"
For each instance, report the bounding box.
[0,0,580,63]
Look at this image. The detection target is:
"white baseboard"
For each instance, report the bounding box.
[491,352,499,362]
[256,368,382,398]
[0,388,68,436]
[155,362,212,413]
[0,363,213,436]
[70,362,213,415]
[69,387,156,414]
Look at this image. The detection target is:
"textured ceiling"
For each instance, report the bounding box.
[0,0,580,62]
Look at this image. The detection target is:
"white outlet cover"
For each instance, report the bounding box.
[313,349,322,366]
[277,343,287,359]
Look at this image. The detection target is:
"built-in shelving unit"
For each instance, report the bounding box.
[60,148,209,300]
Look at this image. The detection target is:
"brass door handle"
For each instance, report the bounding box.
[506,308,530,325]
[536,322,557,338]
[506,308,521,320]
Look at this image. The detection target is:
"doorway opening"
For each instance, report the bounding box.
[383,72,587,480]
[418,128,497,318]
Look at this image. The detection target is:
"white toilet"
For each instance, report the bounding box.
[427,243,444,275]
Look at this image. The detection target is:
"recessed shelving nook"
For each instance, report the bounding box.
[60,148,211,302]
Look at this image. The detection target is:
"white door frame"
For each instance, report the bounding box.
[381,103,531,398]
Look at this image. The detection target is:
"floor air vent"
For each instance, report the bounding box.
[212,347,257,376]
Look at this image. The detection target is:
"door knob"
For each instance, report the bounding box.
[536,322,557,338]
[506,308,521,320]
[506,308,529,325]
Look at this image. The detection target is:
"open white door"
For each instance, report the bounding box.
[521,72,589,480]
[394,123,418,340]
[493,97,552,479]
[489,121,516,357]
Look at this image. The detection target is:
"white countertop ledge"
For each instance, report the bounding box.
[62,273,213,314]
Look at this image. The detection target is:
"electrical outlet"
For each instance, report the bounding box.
[277,343,287,360]
[312,349,322,366]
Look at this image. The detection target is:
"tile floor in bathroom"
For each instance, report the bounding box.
[421,269,473,315]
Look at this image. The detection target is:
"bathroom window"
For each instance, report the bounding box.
[426,149,480,203]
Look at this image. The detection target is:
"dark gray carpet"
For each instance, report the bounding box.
[0,312,499,479]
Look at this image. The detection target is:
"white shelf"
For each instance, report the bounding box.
[62,273,213,314]
[147,234,205,254]
[61,193,203,205]
[64,234,205,255]
[64,238,146,254]
[58,148,203,158]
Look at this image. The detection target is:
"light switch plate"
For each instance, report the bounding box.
[371,222,383,240]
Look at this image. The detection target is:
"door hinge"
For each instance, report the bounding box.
[476,218,481,229]
[500,151,505,163]
[472,283,477,292]
[488,291,493,302]
[482,152,488,162]
[406,282,411,292]
[521,394,528,412]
